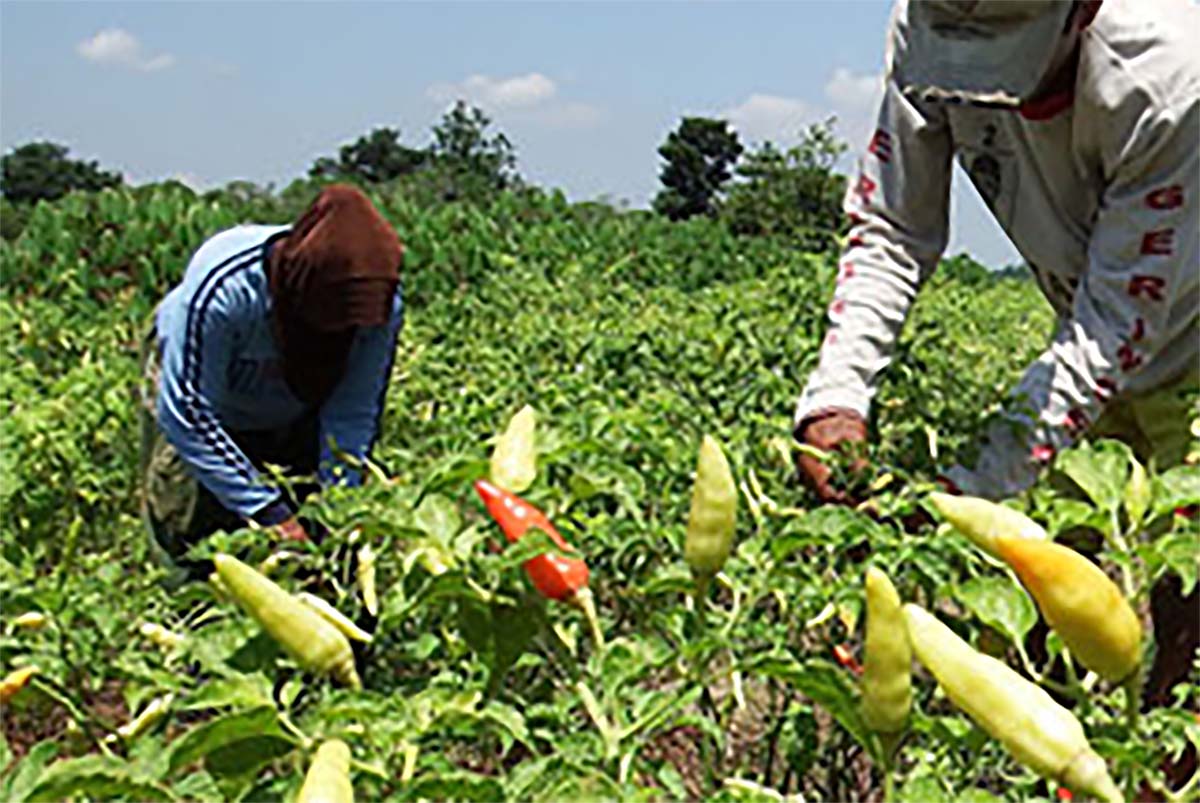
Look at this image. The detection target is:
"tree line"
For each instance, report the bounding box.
[1,100,847,249]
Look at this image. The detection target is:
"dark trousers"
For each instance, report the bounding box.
[138,325,319,580]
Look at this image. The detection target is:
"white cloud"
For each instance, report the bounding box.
[824,68,882,114]
[427,72,557,109]
[822,68,884,152]
[720,69,883,154]
[426,72,601,130]
[77,28,175,72]
[77,28,140,64]
[722,93,817,144]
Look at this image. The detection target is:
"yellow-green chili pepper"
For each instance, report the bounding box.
[861,567,911,737]
[995,536,1142,684]
[259,550,294,576]
[684,435,737,586]
[490,404,537,493]
[296,739,354,803]
[0,666,39,703]
[296,593,374,644]
[138,622,185,651]
[213,554,361,689]
[930,492,1047,559]
[356,544,378,617]
[12,611,48,630]
[115,693,174,742]
[904,604,1122,803]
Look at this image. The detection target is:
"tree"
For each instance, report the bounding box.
[309,127,427,184]
[429,101,519,199]
[721,118,847,250]
[1,141,122,204]
[652,118,743,221]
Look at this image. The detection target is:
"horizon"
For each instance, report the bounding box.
[1,1,1023,267]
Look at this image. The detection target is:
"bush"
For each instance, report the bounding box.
[721,119,847,251]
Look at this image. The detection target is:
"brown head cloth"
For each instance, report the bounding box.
[267,185,402,405]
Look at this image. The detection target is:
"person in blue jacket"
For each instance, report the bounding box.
[138,185,403,579]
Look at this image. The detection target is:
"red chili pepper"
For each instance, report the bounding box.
[833,643,863,676]
[474,479,589,602]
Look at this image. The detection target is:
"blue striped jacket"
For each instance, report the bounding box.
[154,224,402,525]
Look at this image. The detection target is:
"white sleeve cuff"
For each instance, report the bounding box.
[793,386,872,432]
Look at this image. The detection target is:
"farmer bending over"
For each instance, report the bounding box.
[139,185,403,582]
[793,1,1197,709]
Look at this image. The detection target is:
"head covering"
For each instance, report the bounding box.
[267,185,402,405]
[896,0,1077,107]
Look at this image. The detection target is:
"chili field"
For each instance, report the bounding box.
[1,184,1197,802]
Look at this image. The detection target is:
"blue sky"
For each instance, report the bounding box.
[1,1,1021,266]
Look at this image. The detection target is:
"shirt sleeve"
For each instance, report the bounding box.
[157,282,291,525]
[318,290,404,487]
[794,75,954,429]
[949,97,1199,499]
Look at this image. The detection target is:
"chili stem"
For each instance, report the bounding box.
[571,588,605,654]
[1107,515,1137,600]
[878,731,901,767]
[1122,673,1141,731]
[349,757,389,780]
[1014,640,1074,698]
[882,764,896,803]
[278,710,311,749]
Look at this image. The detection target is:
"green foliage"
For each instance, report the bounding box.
[296,105,519,206]
[1,181,1196,803]
[1,198,32,241]
[429,101,520,202]
[721,119,847,251]
[1,142,122,206]
[653,118,744,221]
[309,127,428,184]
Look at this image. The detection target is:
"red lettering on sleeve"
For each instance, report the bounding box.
[837,263,856,284]
[867,129,893,163]
[1130,318,1146,342]
[1146,185,1183,210]
[1128,275,1166,300]
[1094,376,1118,402]
[847,212,865,226]
[1140,230,1175,256]
[854,175,877,206]
[1117,344,1143,372]
[848,235,865,248]
[1063,409,1089,432]
[829,299,846,319]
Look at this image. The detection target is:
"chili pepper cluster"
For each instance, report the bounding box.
[7,405,1147,803]
[844,495,1144,803]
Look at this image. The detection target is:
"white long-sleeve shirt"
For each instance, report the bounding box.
[796,0,1199,498]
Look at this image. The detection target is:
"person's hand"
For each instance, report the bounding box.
[277,517,311,543]
[795,409,869,504]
